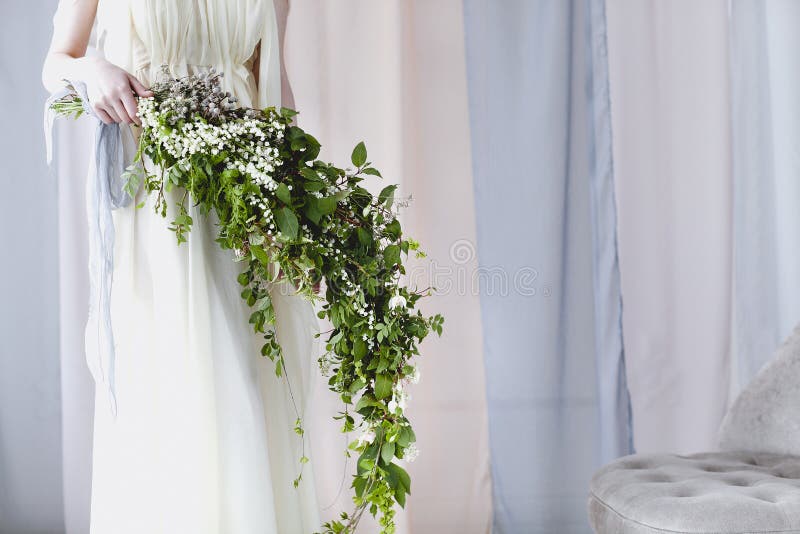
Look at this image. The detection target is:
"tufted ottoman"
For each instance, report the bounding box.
[589,324,800,533]
[589,452,800,533]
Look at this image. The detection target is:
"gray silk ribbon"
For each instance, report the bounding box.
[45,80,135,417]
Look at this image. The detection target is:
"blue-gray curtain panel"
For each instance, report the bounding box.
[729,0,800,391]
[463,0,633,532]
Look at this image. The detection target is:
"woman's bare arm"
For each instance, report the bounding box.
[42,0,152,124]
[249,0,295,110]
[273,0,295,110]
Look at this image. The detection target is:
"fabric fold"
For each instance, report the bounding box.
[45,80,135,416]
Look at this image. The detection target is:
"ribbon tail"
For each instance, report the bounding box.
[49,79,129,417]
[85,120,121,417]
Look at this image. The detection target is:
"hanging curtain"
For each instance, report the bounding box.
[729,0,800,394]
[263,1,496,532]
[463,1,632,531]
[0,1,64,532]
[605,0,734,454]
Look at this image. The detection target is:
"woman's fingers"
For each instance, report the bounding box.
[92,104,115,125]
[111,99,133,124]
[120,91,140,125]
[127,74,153,97]
[101,101,122,124]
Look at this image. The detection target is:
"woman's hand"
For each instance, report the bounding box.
[42,0,152,125]
[81,57,152,125]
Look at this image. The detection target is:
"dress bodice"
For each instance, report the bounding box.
[96,0,281,109]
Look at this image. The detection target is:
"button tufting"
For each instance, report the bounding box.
[590,451,800,533]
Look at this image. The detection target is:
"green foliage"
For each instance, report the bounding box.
[52,82,444,534]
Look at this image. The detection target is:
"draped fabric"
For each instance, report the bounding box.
[463,1,632,531]
[605,0,734,454]
[45,80,138,417]
[0,1,63,532]
[728,0,800,394]
[97,0,280,108]
[86,2,322,533]
[282,2,493,532]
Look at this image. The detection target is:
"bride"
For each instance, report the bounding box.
[42,1,322,532]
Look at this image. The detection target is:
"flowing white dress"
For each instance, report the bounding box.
[89,1,321,533]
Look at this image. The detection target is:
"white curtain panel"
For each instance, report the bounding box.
[606,0,734,454]
[283,1,492,532]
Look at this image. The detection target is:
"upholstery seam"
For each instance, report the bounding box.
[589,491,800,534]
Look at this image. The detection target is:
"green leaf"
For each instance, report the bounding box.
[352,338,368,359]
[317,196,338,215]
[254,295,272,311]
[303,180,326,192]
[356,227,373,247]
[378,184,397,206]
[348,377,366,394]
[353,476,367,498]
[303,134,321,161]
[386,462,411,507]
[380,441,395,465]
[383,244,401,268]
[275,207,299,239]
[276,182,292,205]
[362,167,382,177]
[351,141,367,167]
[300,167,319,181]
[220,168,239,181]
[387,462,411,493]
[395,485,407,508]
[384,219,401,240]
[299,168,327,192]
[304,199,323,225]
[355,394,380,412]
[250,244,270,265]
[396,426,412,448]
[375,373,392,399]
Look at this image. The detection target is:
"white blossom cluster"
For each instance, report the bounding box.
[356,426,376,447]
[403,443,419,462]
[404,366,420,385]
[138,96,285,197]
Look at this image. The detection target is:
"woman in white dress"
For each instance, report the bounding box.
[42,1,322,532]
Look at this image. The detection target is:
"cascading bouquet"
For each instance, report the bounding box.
[51,68,443,534]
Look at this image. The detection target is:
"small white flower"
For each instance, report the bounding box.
[407,366,420,384]
[356,428,375,447]
[397,391,408,411]
[389,386,409,413]
[404,443,419,462]
[388,293,407,310]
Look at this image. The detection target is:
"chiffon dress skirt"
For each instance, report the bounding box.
[87,1,321,532]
